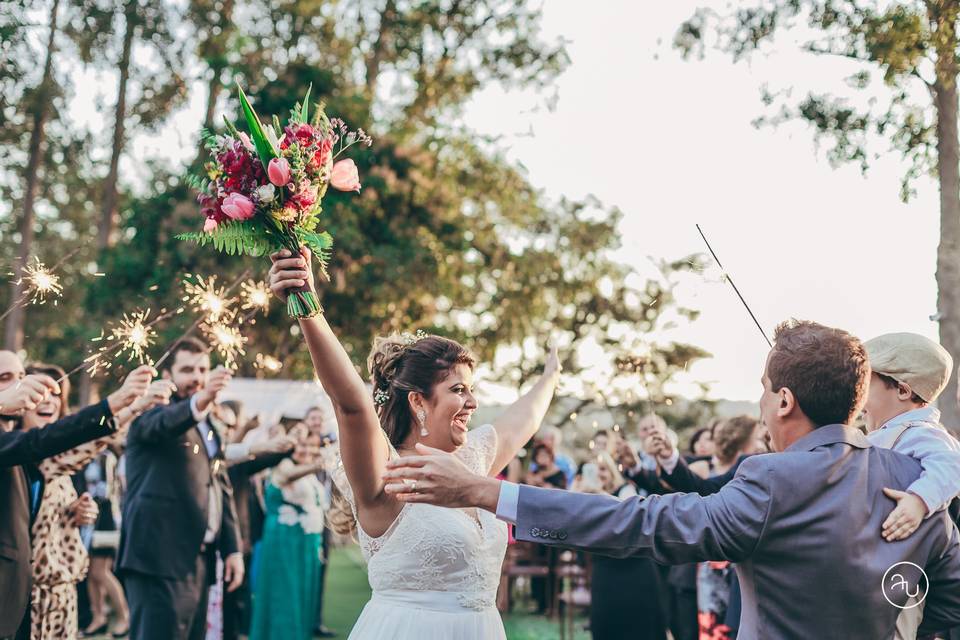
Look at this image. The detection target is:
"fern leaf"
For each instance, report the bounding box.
[177,221,274,257]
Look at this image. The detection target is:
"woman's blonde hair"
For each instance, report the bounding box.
[593,451,626,493]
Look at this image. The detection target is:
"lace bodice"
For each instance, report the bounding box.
[334,424,507,611]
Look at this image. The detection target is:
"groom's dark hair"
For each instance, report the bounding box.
[767,320,869,427]
[162,337,210,373]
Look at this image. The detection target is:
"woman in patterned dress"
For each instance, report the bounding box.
[21,363,165,640]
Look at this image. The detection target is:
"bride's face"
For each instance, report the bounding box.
[419,363,478,452]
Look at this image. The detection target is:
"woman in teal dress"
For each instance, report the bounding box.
[251,430,327,640]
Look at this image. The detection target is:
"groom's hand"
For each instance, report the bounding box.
[383,443,502,511]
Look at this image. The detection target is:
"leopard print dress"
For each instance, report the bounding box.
[31,439,110,640]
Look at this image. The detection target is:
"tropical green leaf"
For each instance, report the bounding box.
[300,84,311,124]
[237,84,278,170]
[177,221,279,257]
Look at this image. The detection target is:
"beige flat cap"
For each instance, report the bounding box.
[864,332,954,403]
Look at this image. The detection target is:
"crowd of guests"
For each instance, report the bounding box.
[0,338,339,640]
[501,332,960,640]
[4,328,960,640]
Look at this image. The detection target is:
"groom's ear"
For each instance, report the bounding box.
[161,369,171,381]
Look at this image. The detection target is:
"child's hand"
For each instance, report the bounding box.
[882,488,929,541]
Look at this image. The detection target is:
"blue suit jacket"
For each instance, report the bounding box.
[514,425,960,639]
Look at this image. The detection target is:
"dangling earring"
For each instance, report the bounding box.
[417,410,428,437]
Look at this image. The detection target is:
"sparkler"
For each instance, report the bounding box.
[57,308,176,383]
[0,257,67,323]
[695,224,772,348]
[183,274,236,323]
[241,280,272,314]
[254,353,283,373]
[203,318,247,368]
[153,270,251,369]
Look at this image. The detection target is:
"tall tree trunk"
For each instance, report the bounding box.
[195,0,235,166]
[932,2,960,432]
[4,0,61,351]
[97,1,136,250]
[364,0,397,97]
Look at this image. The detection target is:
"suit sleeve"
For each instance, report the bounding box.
[0,400,115,469]
[228,451,290,480]
[660,455,740,496]
[217,468,242,557]
[515,455,772,564]
[127,398,196,445]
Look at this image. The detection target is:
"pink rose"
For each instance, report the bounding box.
[203,218,218,232]
[221,193,255,221]
[268,157,292,187]
[330,159,361,192]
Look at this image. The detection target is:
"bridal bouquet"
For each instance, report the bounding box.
[180,84,372,317]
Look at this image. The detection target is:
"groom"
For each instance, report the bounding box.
[384,320,960,639]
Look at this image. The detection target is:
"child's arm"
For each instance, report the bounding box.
[882,426,960,541]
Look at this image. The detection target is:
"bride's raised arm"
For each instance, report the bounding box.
[268,248,389,509]
[488,343,562,476]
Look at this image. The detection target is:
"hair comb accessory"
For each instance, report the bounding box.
[399,329,429,348]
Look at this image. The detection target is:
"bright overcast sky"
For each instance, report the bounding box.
[462,1,942,402]
[69,1,943,403]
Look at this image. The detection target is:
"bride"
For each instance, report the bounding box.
[267,248,561,639]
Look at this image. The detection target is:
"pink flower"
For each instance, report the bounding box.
[289,182,319,210]
[203,218,218,232]
[268,157,291,187]
[330,159,361,192]
[238,132,255,152]
[221,193,255,221]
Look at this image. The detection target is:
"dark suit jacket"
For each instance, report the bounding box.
[117,398,240,580]
[659,454,749,495]
[0,400,116,637]
[227,451,288,554]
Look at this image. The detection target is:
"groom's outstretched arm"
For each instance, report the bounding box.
[511,456,773,564]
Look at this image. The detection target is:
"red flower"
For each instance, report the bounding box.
[310,138,333,173]
[282,123,317,150]
[198,192,226,224]
[217,140,265,194]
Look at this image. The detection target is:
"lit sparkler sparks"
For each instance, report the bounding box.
[254,353,283,373]
[21,258,63,304]
[81,309,164,377]
[183,274,235,323]
[203,319,247,368]
[241,280,272,314]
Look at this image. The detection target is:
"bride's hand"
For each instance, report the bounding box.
[268,247,316,302]
[543,340,562,379]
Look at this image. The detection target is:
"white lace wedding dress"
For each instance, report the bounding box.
[334,424,508,639]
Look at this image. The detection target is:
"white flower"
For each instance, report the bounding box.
[255,184,276,202]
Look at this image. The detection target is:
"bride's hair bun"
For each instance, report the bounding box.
[367,334,408,392]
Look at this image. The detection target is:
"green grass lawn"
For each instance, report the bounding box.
[322,545,590,640]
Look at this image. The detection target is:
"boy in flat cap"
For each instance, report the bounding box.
[862,332,960,542]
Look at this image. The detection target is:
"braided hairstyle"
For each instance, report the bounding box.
[368,333,476,447]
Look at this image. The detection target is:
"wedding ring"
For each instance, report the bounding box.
[410,480,419,492]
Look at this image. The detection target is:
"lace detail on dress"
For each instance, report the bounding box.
[331,424,507,612]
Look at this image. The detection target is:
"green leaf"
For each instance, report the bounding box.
[300,83,312,124]
[237,84,278,170]
[177,221,279,257]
